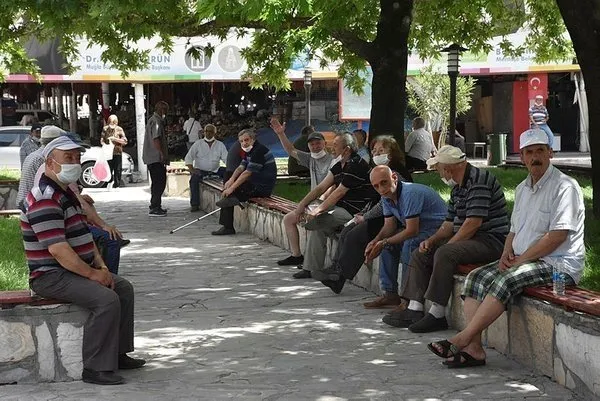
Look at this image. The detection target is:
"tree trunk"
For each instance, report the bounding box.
[556,0,600,217]
[367,0,413,153]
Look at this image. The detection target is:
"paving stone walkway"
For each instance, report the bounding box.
[2,184,591,400]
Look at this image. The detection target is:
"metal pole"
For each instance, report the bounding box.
[305,85,311,126]
[448,71,458,147]
[134,83,147,178]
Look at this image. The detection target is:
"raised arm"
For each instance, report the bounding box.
[270,117,299,160]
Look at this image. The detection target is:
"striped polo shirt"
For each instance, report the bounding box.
[330,152,380,214]
[529,104,549,124]
[239,141,277,195]
[447,164,509,241]
[21,174,95,276]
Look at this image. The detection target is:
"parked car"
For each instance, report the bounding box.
[0,126,135,188]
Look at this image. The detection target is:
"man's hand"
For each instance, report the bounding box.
[498,247,516,271]
[270,117,286,136]
[101,224,122,240]
[80,194,95,205]
[222,187,234,197]
[159,151,165,163]
[354,214,364,225]
[89,267,114,289]
[419,238,434,253]
[289,209,304,224]
[365,239,385,262]
[223,179,234,190]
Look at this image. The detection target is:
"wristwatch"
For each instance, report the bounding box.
[382,238,389,247]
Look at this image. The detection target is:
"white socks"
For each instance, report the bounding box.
[429,303,446,319]
[408,300,424,312]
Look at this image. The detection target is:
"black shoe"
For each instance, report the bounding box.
[211,226,236,235]
[297,264,304,270]
[408,313,449,333]
[119,239,131,248]
[149,208,167,217]
[321,276,345,294]
[216,196,241,208]
[191,206,200,212]
[277,255,304,266]
[382,309,424,328]
[293,269,311,279]
[118,354,146,370]
[82,368,124,385]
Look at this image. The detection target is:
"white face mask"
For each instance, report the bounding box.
[442,177,457,187]
[54,162,82,184]
[372,154,389,166]
[204,137,215,143]
[331,155,342,165]
[310,150,327,159]
[242,145,253,153]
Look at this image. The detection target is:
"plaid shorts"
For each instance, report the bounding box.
[461,259,572,304]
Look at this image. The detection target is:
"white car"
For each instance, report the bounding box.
[0,126,135,188]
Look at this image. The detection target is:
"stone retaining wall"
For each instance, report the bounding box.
[0,180,19,210]
[200,182,600,399]
[0,303,87,384]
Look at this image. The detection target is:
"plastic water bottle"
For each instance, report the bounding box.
[553,262,566,296]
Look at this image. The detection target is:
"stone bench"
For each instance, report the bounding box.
[0,209,21,218]
[0,291,87,384]
[199,179,600,398]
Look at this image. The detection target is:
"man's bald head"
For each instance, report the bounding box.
[370,165,398,199]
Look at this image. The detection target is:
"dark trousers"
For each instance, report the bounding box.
[88,225,121,274]
[108,154,123,187]
[336,217,384,280]
[148,162,167,210]
[402,233,504,306]
[218,181,269,229]
[31,270,135,372]
[406,155,427,171]
[190,167,225,207]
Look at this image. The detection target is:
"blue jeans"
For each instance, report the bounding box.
[88,225,121,275]
[379,234,430,294]
[189,168,225,207]
[532,123,554,148]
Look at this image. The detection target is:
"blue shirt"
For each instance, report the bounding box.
[239,141,277,195]
[382,182,447,234]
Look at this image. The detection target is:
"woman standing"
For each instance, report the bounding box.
[102,115,128,188]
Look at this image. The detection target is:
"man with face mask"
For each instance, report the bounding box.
[270,117,334,266]
[22,136,145,385]
[382,145,509,333]
[143,101,170,217]
[184,124,228,212]
[20,123,42,167]
[212,129,277,235]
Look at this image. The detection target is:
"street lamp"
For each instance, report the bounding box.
[442,43,468,146]
[304,68,312,126]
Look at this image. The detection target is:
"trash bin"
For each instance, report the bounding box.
[488,132,507,166]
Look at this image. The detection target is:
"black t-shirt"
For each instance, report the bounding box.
[330,152,380,214]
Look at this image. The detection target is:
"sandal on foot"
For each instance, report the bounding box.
[443,351,486,369]
[427,339,460,359]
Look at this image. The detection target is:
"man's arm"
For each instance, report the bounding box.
[47,242,113,287]
[447,217,483,244]
[296,172,335,211]
[77,194,122,240]
[228,170,252,191]
[428,221,455,244]
[310,183,349,215]
[184,144,196,173]
[405,132,416,153]
[514,230,568,266]
[270,117,299,160]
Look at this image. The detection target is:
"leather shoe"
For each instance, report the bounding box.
[191,206,200,212]
[382,309,424,328]
[408,313,448,333]
[82,368,124,385]
[119,239,131,248]
[211,227,236,235]
[321,276,345,294]
[293,269,312,279]
[118,354,146,370]
[363,293,403,309]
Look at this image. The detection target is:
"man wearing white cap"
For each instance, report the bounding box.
[21,136,145,385]
[382,145,509,333]
[529,94,554,148]
[428,129,584,368]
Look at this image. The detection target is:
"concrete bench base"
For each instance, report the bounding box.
[0,303,87,384]
[200,181,600,398]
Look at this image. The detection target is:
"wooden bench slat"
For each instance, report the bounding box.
[523,285,600,316]
[0,290,67,309]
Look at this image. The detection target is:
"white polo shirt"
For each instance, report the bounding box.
[511,164,585,282]
[184,139,228,172]
[405,128,436,161]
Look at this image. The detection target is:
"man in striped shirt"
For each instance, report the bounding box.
[529,95,554,148]
[23,136,144,385]
[382,145,509,333]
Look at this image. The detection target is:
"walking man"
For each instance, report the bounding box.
[142,101,169,217]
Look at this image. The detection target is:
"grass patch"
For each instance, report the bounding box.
[274,166,600,291]
[0,217,28,291]
[0,168,20,181]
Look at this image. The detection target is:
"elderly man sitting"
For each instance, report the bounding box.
[23,136,145,385]
[428,129,584,368]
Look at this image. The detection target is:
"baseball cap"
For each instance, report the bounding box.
[426,145,466,169]
[42,136,85,159]
[519,129,549,150]
[535,94,544,99]
[307,132,325,142]
[41,125,67,140]
[31,123,42,132]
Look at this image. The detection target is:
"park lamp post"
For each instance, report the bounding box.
[442,43,468,146]
[304,68,312,127]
